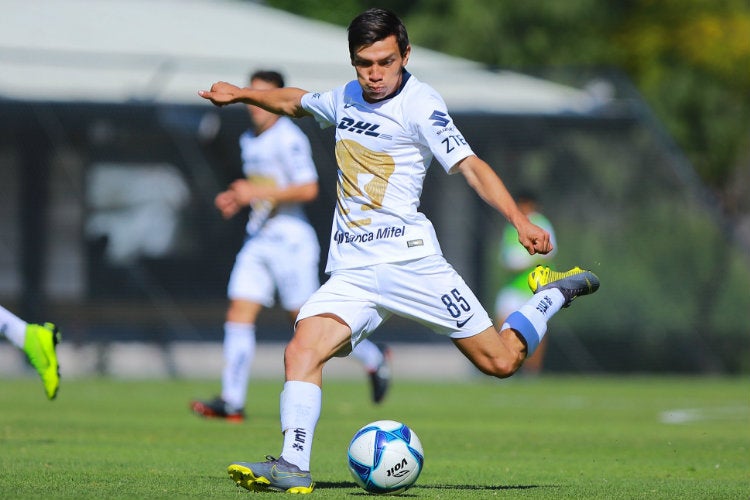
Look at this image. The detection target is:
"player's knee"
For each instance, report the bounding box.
[478,356,521,379]
[284,337,309,365]
[284,335,329,374]
[284,339,313,381]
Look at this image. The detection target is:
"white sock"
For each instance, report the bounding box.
[280,381,321,471]
[0,305,28,349]
[350,339,383,372]
[503,288,565,356]
[220,322,255,409]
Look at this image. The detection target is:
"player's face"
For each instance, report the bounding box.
[351,35,410,103]
[247,78,279,133]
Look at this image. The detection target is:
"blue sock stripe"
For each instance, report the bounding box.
[505,311,540,356]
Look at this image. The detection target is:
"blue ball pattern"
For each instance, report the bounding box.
[348,422,424,494]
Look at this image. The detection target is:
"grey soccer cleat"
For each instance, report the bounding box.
[528,265,600,307]
[227,455,314,494]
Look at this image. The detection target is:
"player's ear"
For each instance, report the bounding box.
[401,45,411,67]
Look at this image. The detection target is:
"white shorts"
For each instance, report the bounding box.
[227,219,320,311]
[297,254,493,345]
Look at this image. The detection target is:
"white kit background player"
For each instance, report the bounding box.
[199,9,599,493]
[191,70,391,423]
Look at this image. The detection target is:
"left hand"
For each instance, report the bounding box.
[517,219,553,255]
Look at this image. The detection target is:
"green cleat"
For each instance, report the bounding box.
[23,323,61,400]
[228,456,314,494]
[528,265,600,307]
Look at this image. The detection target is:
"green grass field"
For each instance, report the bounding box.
[1,376,748,499]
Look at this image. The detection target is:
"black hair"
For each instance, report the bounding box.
[249,70,285,88]
[347,8,409,59]
[515,189,539,204]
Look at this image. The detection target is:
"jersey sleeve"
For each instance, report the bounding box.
[301,88,338,129]
[411,87,474,174]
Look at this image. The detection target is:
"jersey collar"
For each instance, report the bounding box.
[351,70,412,107]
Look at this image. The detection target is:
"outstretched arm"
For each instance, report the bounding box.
[215,180,319,219]
[230,179,318,207]
[198,81,311,118]
[455,155,553,256]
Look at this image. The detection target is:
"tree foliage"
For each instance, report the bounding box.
[264,0,750,199]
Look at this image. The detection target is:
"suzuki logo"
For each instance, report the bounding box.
[429,110,450,127]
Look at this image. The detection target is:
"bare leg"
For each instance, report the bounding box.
[452,326,527,378]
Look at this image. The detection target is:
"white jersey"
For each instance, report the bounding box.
[239,116,318,237]
[301,72,474,272]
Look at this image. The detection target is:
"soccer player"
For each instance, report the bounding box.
[0,305,61,400]
[199,9,599,493]
[190,70,391,423]
[495,190,557,375]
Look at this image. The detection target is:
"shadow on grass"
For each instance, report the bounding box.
[316,481,550,493]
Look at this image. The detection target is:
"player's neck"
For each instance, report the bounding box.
[254,115,281,135]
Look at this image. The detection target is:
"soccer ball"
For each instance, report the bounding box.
[347,420,424,495]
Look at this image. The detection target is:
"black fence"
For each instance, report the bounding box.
[1,91,747,373]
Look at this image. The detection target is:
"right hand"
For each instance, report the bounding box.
[198,81,242,106]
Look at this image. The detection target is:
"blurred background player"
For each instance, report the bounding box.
[0,305,61,399]
[494,190,557,375]
[190,70,390,422]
